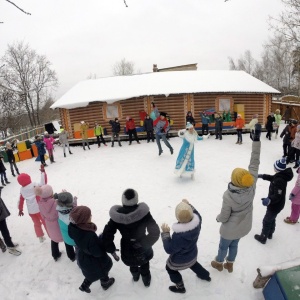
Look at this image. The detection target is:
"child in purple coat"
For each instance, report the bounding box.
[285,167,300,224]
[35,185,75,261]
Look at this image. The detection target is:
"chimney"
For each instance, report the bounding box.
[153,64,158,72]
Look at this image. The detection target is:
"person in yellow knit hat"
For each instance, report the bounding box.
[211,123,262,274]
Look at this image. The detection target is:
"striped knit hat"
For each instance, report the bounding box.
[274,158,286,172]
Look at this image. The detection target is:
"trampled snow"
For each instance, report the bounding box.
[1,130,299,300]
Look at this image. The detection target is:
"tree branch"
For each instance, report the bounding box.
[123,0,128,7]
[5,0,31,15]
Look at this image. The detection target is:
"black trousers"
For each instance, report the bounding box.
[202,124,209,135]
[128,129,139,143]
[130,261,150,276]
[0,219,14,247]
[51,240,76,260]
[96,135,106,146]
[166,262,210,284]
[262,210,279,236]
[146,130,154,142]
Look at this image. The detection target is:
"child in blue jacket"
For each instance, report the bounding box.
[161,199,210,294]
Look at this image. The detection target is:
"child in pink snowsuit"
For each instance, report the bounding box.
[35,185,76,261]
[285,167,300,224]
[43,131,55,163]
[17,165,48,242]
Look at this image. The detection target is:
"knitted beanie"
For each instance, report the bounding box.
[160,112,167,117]
[55,192,74,207]
[17,173,32,187]
[274,158,286,172]
[122,188,139,206]
[175,201,193,223]
[70,206,91,224]
[34,185,53,198]
[231,168,254,188]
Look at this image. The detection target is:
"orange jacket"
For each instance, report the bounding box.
[235,118,245,129]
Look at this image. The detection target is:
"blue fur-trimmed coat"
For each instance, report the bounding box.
[102,202,160,267]
[161,206,202,270]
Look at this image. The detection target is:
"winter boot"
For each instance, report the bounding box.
[267,232,273,239]
[169,281,186,294]
[0,237,6,252]
[64,153,66,158]
[223,259,234,273]
[284,217,297,224]
[54,252,62,261]
[69,151,73,154]
[1,180,6,186]
[5,179,10,184]
[50,155,54,163]
[12,172,15,177]
[132,269,140,282]
[141,273,151,287]
[211,259,223,272]
[101,277,115,290]
[253,268,272,289]
[16,169,20,175]
[88,146,90,150]
[254,233,267,244]
[111,142,114,147]
[118,141,122,147]
[79,278,92,293]
[293,163,300,169]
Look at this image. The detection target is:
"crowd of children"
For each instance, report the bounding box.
[1,107,300,296]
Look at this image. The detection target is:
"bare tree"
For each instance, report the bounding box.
[269,0,300,43]
[112,58,135,76]
[0,41,58,127]
[228,50,257,75]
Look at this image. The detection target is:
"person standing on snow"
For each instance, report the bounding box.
[17,165,48,243]
[58,128,73,157]
[254,157,294,244]
[153,112,174,156]
[175,122,208,180]
[125,116,140,145]
[43,131,55,163]
[80,121,90,150]
[109,118,122,147]
[94,121,107,148]
[161,199,211,294]
[5,141,20,177]
[211,124,262,273]
[102,188,160,287]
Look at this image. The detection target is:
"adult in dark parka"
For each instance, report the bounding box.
[102,189,160,287]
[68,206,115,293]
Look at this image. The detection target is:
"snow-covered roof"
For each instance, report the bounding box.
[51,70,281,109]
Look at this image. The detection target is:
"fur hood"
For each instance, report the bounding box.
[109,202,149,225]
[172,213,200,233]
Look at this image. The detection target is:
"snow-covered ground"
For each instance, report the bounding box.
[1,129,300,300]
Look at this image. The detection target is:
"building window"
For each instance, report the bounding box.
[104,103,120,119]
[215,97,234,113]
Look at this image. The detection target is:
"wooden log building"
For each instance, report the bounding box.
[51,70,280,142]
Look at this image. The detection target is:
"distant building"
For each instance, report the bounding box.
[51,70,280,139]
[153,63,197,72]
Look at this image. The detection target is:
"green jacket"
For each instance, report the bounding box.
[94,125,104,136]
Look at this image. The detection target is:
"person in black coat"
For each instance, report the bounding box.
[102,189,160,287]
[214,113,223,140]
[68,206,115,293]
[0,155,10,187]
[186,111,195,126]
[143,114,154,143]
[109,118,122,147]
[5,142,20,177]
[255,158,294,244]
[0,186,20,255]
[265,113,276,140]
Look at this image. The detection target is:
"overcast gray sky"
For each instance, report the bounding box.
[0,0,284,100]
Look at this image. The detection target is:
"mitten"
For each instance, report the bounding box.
[289,193,295,201]
[161,128,165,133]
[18,210,24,216]
[112,251,120,261]
[253,124,261,141]
[261,197,271,206]
[161,223,170,233]
[257,174,263,179]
